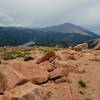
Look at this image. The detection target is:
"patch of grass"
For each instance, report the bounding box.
[85,98,92,100]
[85,94,92,100]
[20,48,32,52]
[0,48,3,52]
[2,50,30,60]
[38,47,62,53]
[16,51,30,57]
[79,80,87,88]
[2,52,16,60]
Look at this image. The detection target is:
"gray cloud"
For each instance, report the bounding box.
[0,0,100,33]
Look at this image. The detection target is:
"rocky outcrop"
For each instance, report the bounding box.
[73,43,88,51]
[36,51,56,64]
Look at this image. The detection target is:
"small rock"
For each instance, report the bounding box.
[89,57,100,62]
[79,89,87,95]
[54,77,67,83]
[24,56,33,61]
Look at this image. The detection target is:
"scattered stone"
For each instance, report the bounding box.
[36,51,56,64]
[4,82,51,100]
[73,43,88,51]
[54,76,67,83]
[79,89,87,95]
[24,56,33,61]
[89,57,100,62]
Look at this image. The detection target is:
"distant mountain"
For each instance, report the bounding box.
[0,23,99,47]
[40,23,97,36]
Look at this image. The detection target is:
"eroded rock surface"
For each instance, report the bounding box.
[5,61,49,84]
[4,82,51,100]
[0,65,27,92]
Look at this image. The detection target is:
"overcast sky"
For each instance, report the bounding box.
[0,0,100,33]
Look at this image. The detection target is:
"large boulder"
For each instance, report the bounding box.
[36,51,56,64]
[4,82,51,100]
[73,43,88,51]
[0,65,27,92]
[5,61,49,84]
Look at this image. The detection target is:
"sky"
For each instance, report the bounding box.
[0,0,100,34]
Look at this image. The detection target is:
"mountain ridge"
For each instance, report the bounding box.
[40,23,97,36]
[0,23,99,47]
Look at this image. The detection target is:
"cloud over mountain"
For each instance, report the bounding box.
[0,0,100,33]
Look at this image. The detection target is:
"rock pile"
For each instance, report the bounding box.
[0,50,84,100]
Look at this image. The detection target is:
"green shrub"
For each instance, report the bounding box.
[0,61,2,64]
[2,52,16,60]
[79,80,87,88]
[85,94,92,100]
[2,50,30,60]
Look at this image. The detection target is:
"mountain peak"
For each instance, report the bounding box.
[40,23,91,35]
